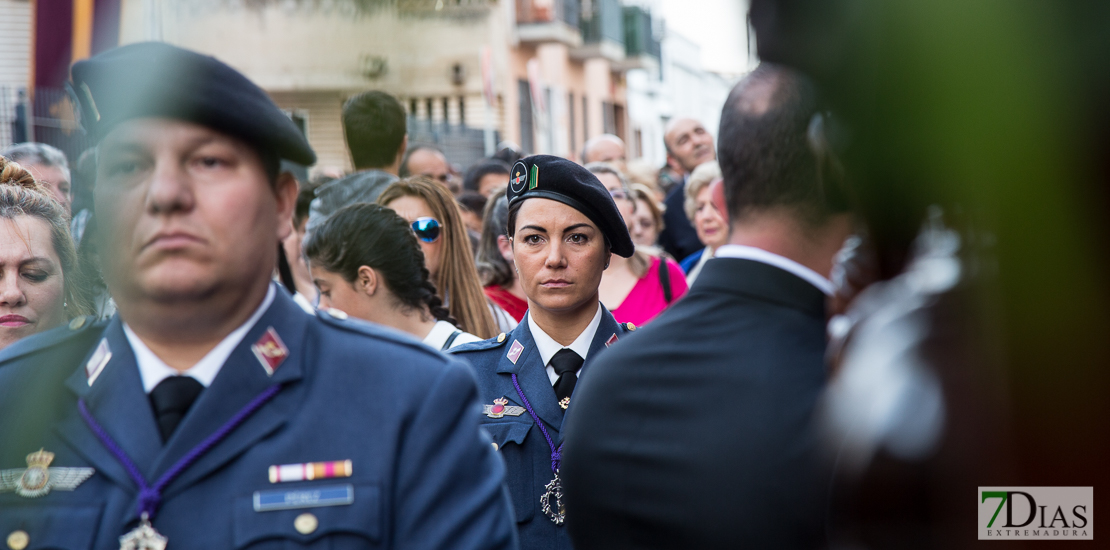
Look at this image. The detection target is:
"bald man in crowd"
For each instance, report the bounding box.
[581,134,627,172]
[657,118,717,261]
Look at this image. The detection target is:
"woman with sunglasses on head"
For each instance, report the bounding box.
[379,177,499,339]
[587,163,688,326]
[304,202,482,350]
[449,155,637,550]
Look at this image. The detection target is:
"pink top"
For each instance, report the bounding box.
[611,256,689,326]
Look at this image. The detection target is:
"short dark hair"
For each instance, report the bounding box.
[717,63,847,227]
[463,159,510,192]
[399,144,444,178]
[342,91,407,169]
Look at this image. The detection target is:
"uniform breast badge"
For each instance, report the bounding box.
[0,449,94,498]
[484,397,526,419]
[540,472,565,525]
[119,513,167,550]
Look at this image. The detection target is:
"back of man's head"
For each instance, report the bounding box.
[718,63,846,228]
[343,91,406,170]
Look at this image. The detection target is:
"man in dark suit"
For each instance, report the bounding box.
[0,42,516,549]
[560,63,854,549]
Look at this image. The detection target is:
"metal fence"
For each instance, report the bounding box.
[0,85,95,164]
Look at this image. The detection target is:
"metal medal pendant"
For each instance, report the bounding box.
[119,514,167,550]
[540,471,565,525]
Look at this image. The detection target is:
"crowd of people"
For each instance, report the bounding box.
[6,3,1098,543]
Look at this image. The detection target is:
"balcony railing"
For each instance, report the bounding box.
[516,0,579,28]
[579,0,623,46]
[622,5,660,61]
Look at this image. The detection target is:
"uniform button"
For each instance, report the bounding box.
[294,512,318,535]
[497,333,506,343]
[626,322,636,332]
[69,316,86,330]
[7,530,28,550]
[491,442,499,451]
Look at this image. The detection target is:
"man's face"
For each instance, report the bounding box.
[406,149,451,187]
[94,118,295,306]
[665,118,716,173]
[25,163,71,214]
[584,140,627,171]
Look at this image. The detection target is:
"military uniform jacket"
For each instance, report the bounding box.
[0,288,517,550]
[449,306,632,550]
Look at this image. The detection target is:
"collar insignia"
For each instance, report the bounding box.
[85,338,111,386]
[252,327,289,376]
[507,340,525,365]
[605,333,618,347]
[0,449,95,498]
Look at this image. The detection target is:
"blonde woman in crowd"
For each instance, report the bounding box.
[379,176,499,338]
[680,161,729,284]
[629,183,666,248]
[0,156,91,351]
[587,163,688,326]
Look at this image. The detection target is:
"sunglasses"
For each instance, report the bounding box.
[411,217,442,243]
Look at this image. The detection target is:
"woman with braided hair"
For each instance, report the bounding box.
[0,156,92,350]
[304,202,481,350]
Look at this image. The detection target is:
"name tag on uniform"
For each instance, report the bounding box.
[253,484,354,512]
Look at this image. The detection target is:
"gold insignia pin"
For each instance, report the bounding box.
[0,449,94,498]
[559,397,570,410]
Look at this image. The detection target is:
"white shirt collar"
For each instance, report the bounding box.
[527,303,603,386]
[126,285,276,393]
[714,244,835,296]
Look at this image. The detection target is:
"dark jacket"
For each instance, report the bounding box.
[307,169,398,232]
[561,258,831,549]
[657,182,703,262]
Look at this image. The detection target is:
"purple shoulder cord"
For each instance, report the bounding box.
[510,374,561,473]
[77,384,281,519]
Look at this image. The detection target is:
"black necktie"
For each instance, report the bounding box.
[551,349,584,403]
[149,376,204,442]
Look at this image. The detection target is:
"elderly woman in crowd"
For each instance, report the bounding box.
[680,161,729,284]
[379,176,499,338]
[0,156,91,351]
[306,202,481,350]
[587,162,687,326]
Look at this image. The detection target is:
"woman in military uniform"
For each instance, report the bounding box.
[451,155,636,550]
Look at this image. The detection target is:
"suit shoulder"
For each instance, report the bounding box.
[448,333,509,355]
[0,316,105,369]
[313,309,449,363]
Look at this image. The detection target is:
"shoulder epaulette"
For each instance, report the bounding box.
[0,315,104,365]
[449,332,510,354]
[314,308,446,360]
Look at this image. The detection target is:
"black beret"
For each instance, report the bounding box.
[507,155,634,257]
[69,42,315,165]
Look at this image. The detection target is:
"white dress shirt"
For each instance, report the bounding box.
[126,285,276,393]
[527,303,603,386]
[423,320,482,351]
[714,244,835,296]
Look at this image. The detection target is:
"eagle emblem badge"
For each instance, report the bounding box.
[0,449,94,498]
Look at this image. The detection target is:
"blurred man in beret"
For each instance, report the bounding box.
[0,42,516,550]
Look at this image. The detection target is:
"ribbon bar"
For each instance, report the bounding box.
[268,460,353,483]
